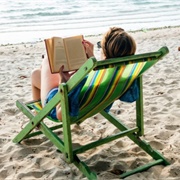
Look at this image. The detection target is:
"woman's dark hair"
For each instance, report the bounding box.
[101,27,136,59]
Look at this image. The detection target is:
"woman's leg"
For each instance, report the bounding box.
[31,68,41,101]
[40,58,60,107]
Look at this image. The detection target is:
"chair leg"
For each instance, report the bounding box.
[13,100,38,143]
[60,84,73,163]
[14,92,61,143]
[73,155,97,180]
[39,121,65,153]
[120,159,164,178]
[136,76,144,136]
[101,111,170,178]
[25,124,63,139]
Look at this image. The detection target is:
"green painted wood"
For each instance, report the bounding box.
[39,121,65,153]
[136,76,144,136]
[73,155,97,180]
[13,100,37,143]
[94,46,169,70]
[13,46,170,179]
[66,57,96,92]
[120,159,164,178]
[60,83,73,163]
[13,92,61,143]
[73,127,138,154]
[70,47,169,125]
[101,111,170,165]
[16,100,34,119]
[25,124,63,139]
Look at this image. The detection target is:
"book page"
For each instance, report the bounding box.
[64,35,87,70]
[53,37,68,72]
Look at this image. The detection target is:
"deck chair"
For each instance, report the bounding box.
[13,46,170,179]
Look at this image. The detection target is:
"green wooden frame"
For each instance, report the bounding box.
[13,47,170,179]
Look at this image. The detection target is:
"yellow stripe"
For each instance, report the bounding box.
[80,66,126,119]
[86,66,125,113]
[80,69,107,109]
[123,62,145,92]
[34,102,42,110]
[86,62,145,117]
[101,65,126,103]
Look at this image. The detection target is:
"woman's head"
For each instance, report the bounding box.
[101,27,136,59]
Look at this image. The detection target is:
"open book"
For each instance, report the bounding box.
[45,35,87,73]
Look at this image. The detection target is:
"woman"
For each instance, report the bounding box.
[31,27,136,120]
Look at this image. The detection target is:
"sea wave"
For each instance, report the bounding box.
[0,0,180,44]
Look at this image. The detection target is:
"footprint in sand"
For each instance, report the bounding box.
[4,108,18,116]
[165,125,180,131]
[149,140,165,150]
[90,160,111,172]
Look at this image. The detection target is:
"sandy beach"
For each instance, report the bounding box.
[0,26,180,180]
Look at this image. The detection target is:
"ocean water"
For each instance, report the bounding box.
[0,0,180,44]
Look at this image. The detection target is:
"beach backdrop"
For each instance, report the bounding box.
[1,0,180,44]
[0,0,180,179]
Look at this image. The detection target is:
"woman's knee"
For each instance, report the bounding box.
[31,68,41,88]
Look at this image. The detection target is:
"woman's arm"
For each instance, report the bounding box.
[56,39,95,120]
[56,66,76,120]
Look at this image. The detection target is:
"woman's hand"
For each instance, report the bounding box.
[82,40,94,58]
[59,66,77,83]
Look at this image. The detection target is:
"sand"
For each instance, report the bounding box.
[0,27,180,180]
